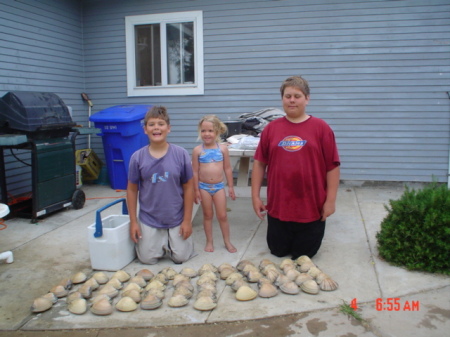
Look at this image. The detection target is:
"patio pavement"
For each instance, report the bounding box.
[0,182,449,337]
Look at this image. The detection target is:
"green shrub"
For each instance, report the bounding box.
[376,182,450,275]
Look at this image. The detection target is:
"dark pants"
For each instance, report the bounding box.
[266,214,326,259]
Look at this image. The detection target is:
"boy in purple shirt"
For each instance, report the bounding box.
[127,106,197,264]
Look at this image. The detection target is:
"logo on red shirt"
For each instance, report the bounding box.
[278,136,307,152]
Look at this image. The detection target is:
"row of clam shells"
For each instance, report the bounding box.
[223,256,338,300]
[31,257,337,314]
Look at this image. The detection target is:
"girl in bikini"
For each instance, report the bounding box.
[192,115,237,253]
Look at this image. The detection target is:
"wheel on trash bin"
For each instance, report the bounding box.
[72,189,86,210]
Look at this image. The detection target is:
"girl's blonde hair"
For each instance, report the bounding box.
[197,115,227,142]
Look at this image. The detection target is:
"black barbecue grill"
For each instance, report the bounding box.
[0,91,86,222]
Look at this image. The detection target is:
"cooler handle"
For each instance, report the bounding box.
[94,198,128,238]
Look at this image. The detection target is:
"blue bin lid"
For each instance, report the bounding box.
[89,105,153,122]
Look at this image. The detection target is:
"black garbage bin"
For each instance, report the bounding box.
[0,91,85,222]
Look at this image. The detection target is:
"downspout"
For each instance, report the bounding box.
[448,92,450,189]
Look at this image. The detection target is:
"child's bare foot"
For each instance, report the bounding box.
[225,242,237,253]
[204,242,214,252]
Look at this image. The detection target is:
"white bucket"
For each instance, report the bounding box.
[87,199,135,271]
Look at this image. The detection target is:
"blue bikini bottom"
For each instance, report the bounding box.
[199,181,225,196]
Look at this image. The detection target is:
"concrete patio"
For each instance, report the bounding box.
[0,182,449,336]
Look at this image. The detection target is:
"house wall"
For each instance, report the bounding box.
[0,0,86,197]
[0,0,449,199]
[82,0,450,183]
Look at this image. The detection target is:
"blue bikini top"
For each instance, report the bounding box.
[199,143,223,163]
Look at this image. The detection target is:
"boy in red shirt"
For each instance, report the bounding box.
[251,76,340,259]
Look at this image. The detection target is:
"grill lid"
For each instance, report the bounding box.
[0,91,75,133]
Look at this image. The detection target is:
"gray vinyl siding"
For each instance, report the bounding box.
[82,0,450,184]
[0,0,449,198]
[0,0,85,197]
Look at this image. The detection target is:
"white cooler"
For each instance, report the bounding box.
[87,198,136,271]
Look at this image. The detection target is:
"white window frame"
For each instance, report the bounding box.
[125,11,204,96]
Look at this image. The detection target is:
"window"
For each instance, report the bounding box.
[125,11,204,96]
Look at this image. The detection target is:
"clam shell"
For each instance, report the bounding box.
[68,298,87,315]
[300,279,320,295]
[145,280,166,292]
[180,267,198,278]
[198,270,218,282]
[242,264,259,275]
[175,280,194,291]
[42,292,58,304]
[319,277,339,291]
[257,277,273,287]
[219,267,236,280]
[236,260,254,271]
[98,284,119,298]
[307,267,322,279]
[279,281,299,295]
[246,270,264,283]
[116,296,138,312]
[193,296,217,311]
[315,272,329,285]
[295,255,312,266]
[90,298,113,315]
[196,289,217,300]
[136,269,154,281]
[230,278,249,292]
[90,294,111,304]
[31,297,53,313]
[152,273,168,285]
[140,293,162,310]
[299,261,315,273]
[168,294,189,307]
[129,275,147,288]
[197,275,217,286]
[217,262,234,273]
[161,267,177,280]
[259,258,276,270]
[198,263,218,275]
[225,272,244,286]
[295,273,313,286]
[285,269,301,281]
[106,277,123,290]
[92,271,109,284]
[258,283,278,298]
[146,288,165,300]
[66,291,83,304]
[265,269,281,283]
[122,289,142,303]
[173,286,193,299]
[122,282,142,293]
[112,270,131,283]
[50,285,68,298]
[71,271,87,284]
[279,258,295,270]
[84,277,99,290]
[78,283,93,299]
[235,285,257,301]
[198,282,217,294]
[58,278,73,290]
[172,274,190,287]
[274,274,290,287]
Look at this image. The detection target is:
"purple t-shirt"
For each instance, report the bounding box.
[128,144,193,229]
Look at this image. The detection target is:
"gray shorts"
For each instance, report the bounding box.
[136,221,197,265]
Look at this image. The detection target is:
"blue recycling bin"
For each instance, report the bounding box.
[90,105,152,189]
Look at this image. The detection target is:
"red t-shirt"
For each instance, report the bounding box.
[254,116,340,222]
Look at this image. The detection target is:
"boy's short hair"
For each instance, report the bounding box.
[144,106,170,125]
[280,76,310,97]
